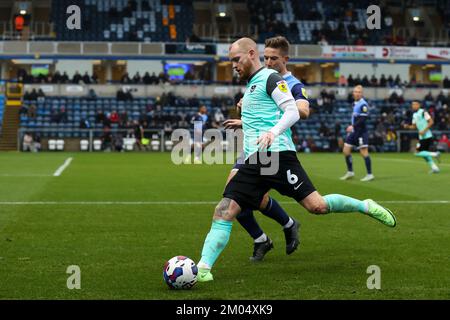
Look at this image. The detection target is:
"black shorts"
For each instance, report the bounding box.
[417,138,433,151]
[223,151,316,210]
[232,154,245,171]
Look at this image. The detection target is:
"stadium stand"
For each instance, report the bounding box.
[51,0,194,42]
[0,0,448,46]
[17,88,450,152]
[0,95,4,134]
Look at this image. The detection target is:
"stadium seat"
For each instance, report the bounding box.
[151,140,160,151]
[123,138,136,151]
[93,140,102,151]
[164,140,174,151]
[80,140,89,151]
[48,139,56,151]
[56,140,65,151]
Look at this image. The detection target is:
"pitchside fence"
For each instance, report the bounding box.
[396,130,450,153]
[18,128,450,153]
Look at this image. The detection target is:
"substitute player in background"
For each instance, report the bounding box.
[186,105,208,164]
[403,101,440,173]
[223,36,308,261]
[340,85,374,181]
[197,38,396,283]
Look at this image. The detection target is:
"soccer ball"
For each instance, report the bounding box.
[163,256,198,289]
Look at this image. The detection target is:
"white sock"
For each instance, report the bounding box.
[430,152,438,157]
[363,201,369,214]
[197,262,211,270]
[283,217,294,229]
[254,233,267,243]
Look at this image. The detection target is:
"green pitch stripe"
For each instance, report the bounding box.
[0,200,449,205]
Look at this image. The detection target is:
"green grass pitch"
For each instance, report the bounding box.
[0,152,449,299]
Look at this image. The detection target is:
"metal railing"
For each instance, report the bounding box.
[192,23,258,42]
[394,26,449,46]
[0,21,54,40]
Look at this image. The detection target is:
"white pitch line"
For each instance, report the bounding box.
[0,174,52,177]
[377,157,450,167]
[53,157,73,177]
[0,200,448,205]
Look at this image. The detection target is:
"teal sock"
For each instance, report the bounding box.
[199,220,233,270]
[415,152,435,168]
[415,151,433,158]
[323,194,368,213]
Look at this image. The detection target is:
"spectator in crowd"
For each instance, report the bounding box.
[114,134,124,152]
[61,72,69,83]
[143,72,151,84]
[158,71,168,84]
[95,110,105,124]
[72,71,82,84]
[437,134,450,152]
[317,34,328,46]
[22,132,34,152]
[211,108,225,129]
[370,75,378,87]
[121,73,132,84]
[338,74,347,87]
[133,120,145,151]
[361,75,370,87]
[79,118,91,129]
[27,104,37,118]
[150,72,159,84]
[53,71,62,83]
[102,127,112,151]
[109,110,120,123]
[387,75,394,87]
[437,117,449,130]
[347,74,354,87]
[87,88,97,100]
[386,126,397,142]
[424,91,434,103]
[37,89,46,102]
[379,74,387,87]
[132,72,142,84]
[117,88,133,101]
[34,133,42,152]
[119,111,129,128]
[374,119,386,151]
[82,72,91,84]
[163,121,173,138]
[443,76,450,88]
[24,89,38,101]
[19,104,28,116]
[103,113,112,129]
